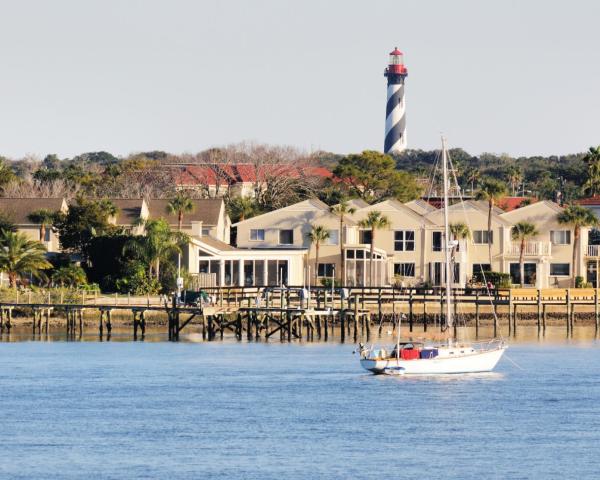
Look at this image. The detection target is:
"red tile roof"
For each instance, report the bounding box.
[577,196,600,205]
[175,163,333,186]
[498,197,536,212]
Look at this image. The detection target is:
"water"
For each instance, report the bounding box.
[0,333,599,479]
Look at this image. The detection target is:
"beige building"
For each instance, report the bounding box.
[0,198,68,253]
[235,197,585,288]
[500,201,584,288]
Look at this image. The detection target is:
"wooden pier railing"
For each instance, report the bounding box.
[0,286,597,340]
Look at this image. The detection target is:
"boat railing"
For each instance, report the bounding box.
[469,338,506,351]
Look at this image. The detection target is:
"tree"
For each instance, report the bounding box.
[124,219,187,284]
[0,214,16,234]
[582,146,600,196]
[306,225,330,287]
[0,157,15,188]
[53,198,117,259]
[27,209,56,242]
[167,192,195,231]
[511,221,539,287]
[557,205,598,286]
[330,200,356,284]
[52,264,88,288]
[0,231,51,288]
[449,222,471,277]
[358,211,390,286]
[228,196,260,223]
[505,165,523,196]
[476,178,508,266]
[464,167,481,195]
[333,150,422,203]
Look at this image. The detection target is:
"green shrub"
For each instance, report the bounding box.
[320,278,342,288]
[473,271,512,288]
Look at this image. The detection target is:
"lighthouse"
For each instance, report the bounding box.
[384,48,408,154]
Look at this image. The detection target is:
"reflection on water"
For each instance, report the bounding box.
[1,323,598,345]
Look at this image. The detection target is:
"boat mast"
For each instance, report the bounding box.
[441,137,453,331]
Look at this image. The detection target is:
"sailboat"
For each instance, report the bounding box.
[359,137,507,375]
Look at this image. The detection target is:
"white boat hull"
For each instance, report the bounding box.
[360,346,506,375]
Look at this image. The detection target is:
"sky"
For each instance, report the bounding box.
[0,0,598,159]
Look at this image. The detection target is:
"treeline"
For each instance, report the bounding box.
[0,143,596,218]
[313,147,591,201]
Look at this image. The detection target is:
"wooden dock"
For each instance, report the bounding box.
[0,286,598,340]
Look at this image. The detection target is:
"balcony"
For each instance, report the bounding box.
[506,241,551,257]
[586,245,600,257]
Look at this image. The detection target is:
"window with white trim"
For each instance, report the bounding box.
[550,263,570,276]
[325,229,339,245]
[473,230,493,245]
[250,229,265,241]
[394,230,415,251]
[318,263,335,277]
[550,230,571,245]
[394,262,415,277]
[279,229,294,245]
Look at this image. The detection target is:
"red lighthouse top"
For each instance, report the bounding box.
[387,47,407,75]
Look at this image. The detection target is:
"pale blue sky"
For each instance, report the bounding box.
[0,0,598,159]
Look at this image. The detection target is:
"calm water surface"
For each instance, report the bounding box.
[0,330,599,479]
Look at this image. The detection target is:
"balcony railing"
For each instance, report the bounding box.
[587,245,600,257]
[506,241,551,256]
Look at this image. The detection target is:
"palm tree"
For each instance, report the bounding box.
[476,178,508,267]
[505,165,523,196]
[167,192,195,231]
[229,196,258,222]
[358,211,390,286]
[27,209,56,243]
[306,225,330,287]
[0,231,51,288]
[124,219,186,281]
[557,205,598,286]
[465,168,481,195]
[582,146,600,196]
[511,221,539,287]
[98,199,119,219]
[449,222,471,281]
[52,264,87,288]
[330,200,356,284]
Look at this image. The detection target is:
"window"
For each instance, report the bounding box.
[453,264,460,283]
[473,230,493,245]
[325,229,339,245]
[279,229,293,245]
[201,228,210,236]
[250,229,265,241]
[43,229,51,242]
[472,264,491,278]
[394,230,415,251]
[359,230,372,244]
[550,230,571,245]
[550,263,570,276]
[510,263,537,285]
[318,263,335,277]
[394,262,415,277]
[432,231,442,251]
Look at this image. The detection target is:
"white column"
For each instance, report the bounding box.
[238,259,244,286]
[219,259,225,287]
[536,261,544,288]
[262,260,268,286]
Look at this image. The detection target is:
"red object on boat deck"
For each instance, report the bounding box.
[401,349,420,360]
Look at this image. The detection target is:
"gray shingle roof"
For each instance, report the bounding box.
[0,198,65,224]
[147,198,223,226]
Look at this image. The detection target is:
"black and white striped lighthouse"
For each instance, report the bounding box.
[384,48,408,154]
